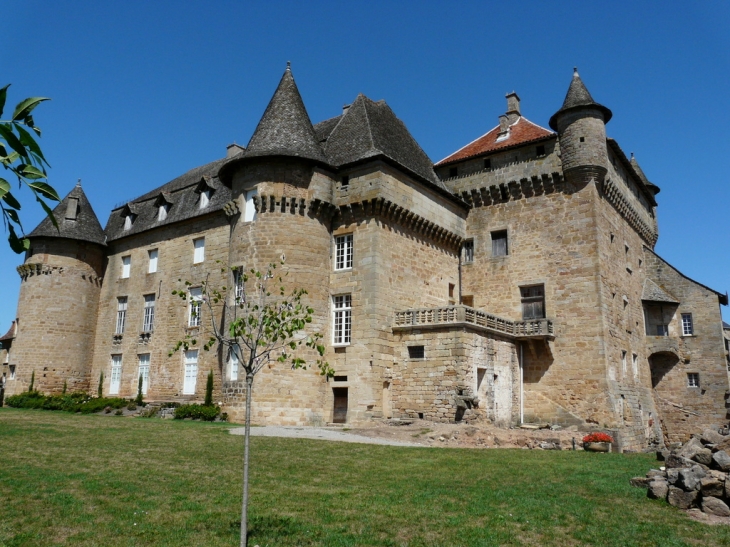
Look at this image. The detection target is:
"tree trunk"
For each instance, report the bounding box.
[240,373,253,547]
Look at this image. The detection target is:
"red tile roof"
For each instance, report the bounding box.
[0,320,16,342]
[436,117,554,166]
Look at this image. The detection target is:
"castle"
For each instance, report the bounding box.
[3,66,728,450]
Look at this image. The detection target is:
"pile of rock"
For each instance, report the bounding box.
[632,429,730,517]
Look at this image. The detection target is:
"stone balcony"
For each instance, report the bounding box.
[645,335,681,358]
[393,305,555,340]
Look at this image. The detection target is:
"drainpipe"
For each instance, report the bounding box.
[458,245,463,304]
[519,342,524,424]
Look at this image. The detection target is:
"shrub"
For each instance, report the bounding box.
[204,370,214,407]
[174,403,220,421]
[28,370,35,392]
[114,409,123,416]
[135,375,144,406]
[6,391,129,414]
[127,403,137,411]
[62,380,67,395]
[97,371,103,398]
[6,390,45,409]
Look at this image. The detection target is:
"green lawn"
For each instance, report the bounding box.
[0,409,727,547]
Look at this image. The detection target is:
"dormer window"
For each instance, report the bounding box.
[124,213,136,230]
[199,190,210,209]
[158,203,169,221]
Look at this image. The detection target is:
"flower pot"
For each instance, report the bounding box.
[583,442,611,452]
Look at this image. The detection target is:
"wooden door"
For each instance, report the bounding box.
[333,388,348,424]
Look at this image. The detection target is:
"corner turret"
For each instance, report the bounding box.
[549,68,612,186]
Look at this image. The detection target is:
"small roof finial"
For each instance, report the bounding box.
[76,178,81,187]
[286,61,291,70]
[573,66,579,75]
[630,152,634,159]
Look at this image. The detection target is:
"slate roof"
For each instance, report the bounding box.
[641,278,679,304]
[549,69,612,130]
[28,184,106,245]
[723,321,730,330]
[630,154,660,195]
[105,157,230,242]
[435,116,554,167]
[320,94,447,191]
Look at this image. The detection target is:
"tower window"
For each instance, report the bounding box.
[143,294,155,332]
[491,230,508,257]
[536,145,545,157]
[687,373,699,388]
[520,285,544,320]
[579,137,585,143]
[483,158,491,170]
[332,294,352,345]
[449,167,458,178]
[116,297,128,335]
[407,345,425,359]
[244,189,257,222]
[463,240,474,263]
[334,234,353,270]
[341,176,350,188]
[189,288,202,327]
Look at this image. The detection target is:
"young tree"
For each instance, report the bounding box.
[0,84,59,253]
[171,260,333,547]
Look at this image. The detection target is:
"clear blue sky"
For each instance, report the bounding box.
[2,0,729,330]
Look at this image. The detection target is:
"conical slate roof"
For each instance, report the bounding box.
[218,64,327,185]
[630,154,660,195]
[549,69,612,130]
[322,94,446,189]
[28,183,105,245]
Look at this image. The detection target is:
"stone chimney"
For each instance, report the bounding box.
[226,143,245,158]
[505,92,521,124]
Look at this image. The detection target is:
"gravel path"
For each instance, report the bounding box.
[228,425,421,447]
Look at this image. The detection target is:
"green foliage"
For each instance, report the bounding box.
[204,370,214,407]
[0,84,58,253]
[61,380,67,395]
[5,391,128,414]
[97,371,103,397]
[173,403,221,421]
[135,374,144,406]
[28,370,34,392]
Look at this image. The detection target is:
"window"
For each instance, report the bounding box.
[632,353,638,380]
[520,285,544,320]
[491,230,508,257]
[335,234,353,270]
[116,297,128,334]
[233,269,244,302]
[110,355,122,395]
[183,350,198,394]
[157,203,169,222]
[193,238,205,263]
[244,189,257,222]
[536,145,545,157]
[656,324,668,336]
[483,158,491,170]
[621,350,627,378]
[121,256,131,278]
[123,213,136,231]
[449,167,458,178]
[408,346,425,359]
[681,314,694,336]
[65,197,79,220]
[199,190,210,209]
[189,288,202,327]
[148,249,158,273]
[9,364,15,380]
[448,283,455,305]
[341,176,350,188]
[229,345,239,381]
[579,136,585,143]
[333,294,352,345]
[463,240,474,263]
[138,354,150,395]
[143,294,155,332]
[687,373,700,388]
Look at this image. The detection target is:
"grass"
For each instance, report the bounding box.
[0,409,728,547]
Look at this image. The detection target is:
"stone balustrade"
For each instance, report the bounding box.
[393,305,554,340]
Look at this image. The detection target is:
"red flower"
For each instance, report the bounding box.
[582,432,614,443]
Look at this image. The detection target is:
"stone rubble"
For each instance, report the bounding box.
[632,428,730,518]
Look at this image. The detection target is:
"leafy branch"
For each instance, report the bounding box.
[0,84,59,253]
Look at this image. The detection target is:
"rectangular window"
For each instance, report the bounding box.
[138,354,150,394]
[463,240,474,263]
[9,364,16,380]
[449,167,458,178]
[143,294,155,332]
[116,297,128,335]
[199,190,210,209]
[632,353,638,380]
[536,145,545,157]
[656,324,668,336]
[681,313,694,336]
[148,249,158,273]
[621,350,627,378]
[110,355,122,395]
[65,197,79,220]
[408,345,425,359]
[189,288,202,327]
[244,189,257,222]
[193,238,205,263]
[121,255,131,278]
[157,204,168,222]
[334,234,353,270]
[183,350,198,394]
[687,373,700,388]
[491,230,508,257]
[333,294,352,345]
[123,214,135,231]
[483,158,491,170]
[233,269,244,302]
[229,345,239,381]
[341,176,350,188]
[520,285,544,320]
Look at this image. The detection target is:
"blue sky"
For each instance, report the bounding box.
[2,0,729,330]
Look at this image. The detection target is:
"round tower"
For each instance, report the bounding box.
[218,64,335,425]
[9,183,106,396]
[549,68,613,187]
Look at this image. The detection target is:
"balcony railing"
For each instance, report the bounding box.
[393,305,554,339]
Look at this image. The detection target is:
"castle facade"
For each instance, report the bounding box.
[4,67,728,450]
